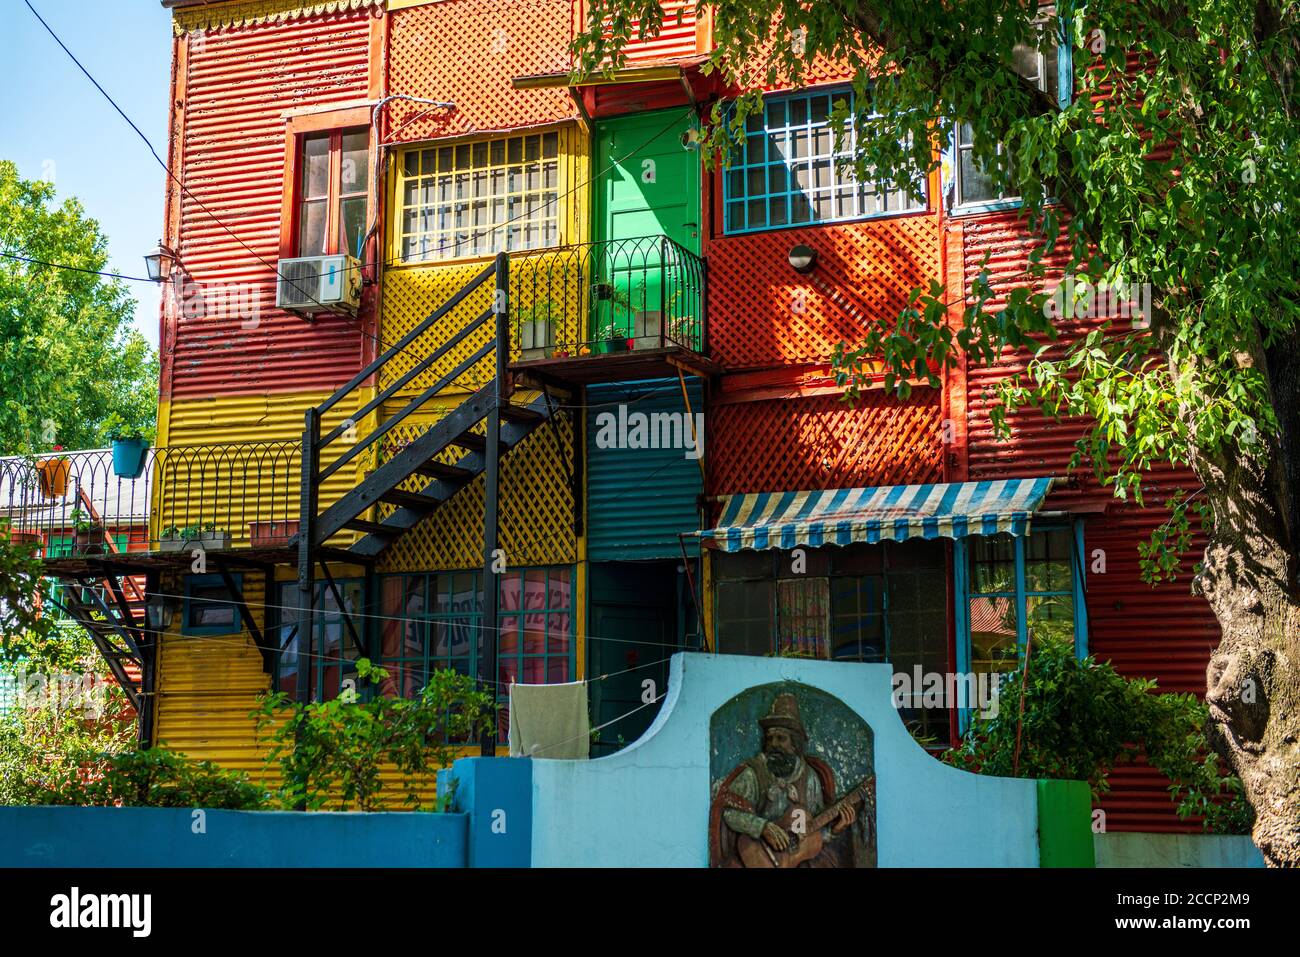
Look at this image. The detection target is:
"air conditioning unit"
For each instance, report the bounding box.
[276,254,362,316]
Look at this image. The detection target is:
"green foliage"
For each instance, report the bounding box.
[574,1,1300,578]
[517,299,560,325]
[101,411,155,445]
[253,659,495,811]
[0,159,158,454]
[944,636,1253,833]
[0,523,53,662]
[5,743,270,810]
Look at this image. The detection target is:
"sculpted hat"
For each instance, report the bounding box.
[758,692,806,737]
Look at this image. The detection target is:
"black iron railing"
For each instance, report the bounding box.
[0,442,301,556]
[510,235,706,360]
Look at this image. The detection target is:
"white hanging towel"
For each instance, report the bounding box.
[507,680,590,760]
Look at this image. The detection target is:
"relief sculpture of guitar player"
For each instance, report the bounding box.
[709,692,876,868]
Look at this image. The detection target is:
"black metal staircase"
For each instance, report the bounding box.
[49,566,156,745]
[293,253,558,751]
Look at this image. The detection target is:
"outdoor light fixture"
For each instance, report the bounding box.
[143,241,177,283]
[146,596,177,629]
[788,244,818,274]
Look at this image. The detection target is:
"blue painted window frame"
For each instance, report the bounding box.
[953,520,1089,730]
[722,86,928,235]
[948,16,1074,215]
[182,573,243,637]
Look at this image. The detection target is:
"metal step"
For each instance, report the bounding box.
[379,488,441,510]
[413,461,474,481]
[344,518,401,537]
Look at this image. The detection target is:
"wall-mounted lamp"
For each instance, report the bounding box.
[146,595,178,629]
[788,244,818,274]
[143,241,178,283]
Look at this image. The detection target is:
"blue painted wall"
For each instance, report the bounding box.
[440,755,532,867]
[531,653,1045,867]
[586,378,704,561]
[0,807,468,868]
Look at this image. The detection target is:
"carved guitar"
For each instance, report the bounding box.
[735,777,873,868]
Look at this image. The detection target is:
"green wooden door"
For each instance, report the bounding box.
[593,110,701,341]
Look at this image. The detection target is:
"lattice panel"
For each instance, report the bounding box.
[376,393,577,572]
[387,0,577,142]
[709,390,943,497]
[380,255,586,397]
[708,215,941,370]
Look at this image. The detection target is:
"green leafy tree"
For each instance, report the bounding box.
[0,159,158,453]
[576,1,1299,864]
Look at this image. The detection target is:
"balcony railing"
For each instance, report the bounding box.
[510,235,706,361]
[0,443,302,557]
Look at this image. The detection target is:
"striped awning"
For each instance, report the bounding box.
[698,478,1055,552]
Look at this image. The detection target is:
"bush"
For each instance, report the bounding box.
[254,659,495,812]
[7,746,270,810]
[943,635,1252,834]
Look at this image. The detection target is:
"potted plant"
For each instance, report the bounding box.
[592,320,629,355]
[104,414,154,480]
[518,300,559,361]
[70,508,105,556]
[37,446,71,499]
[249,518,300,548]
[161,522,230,551]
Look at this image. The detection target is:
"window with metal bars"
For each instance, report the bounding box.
[722,87,926,235]
[395,131,562,263]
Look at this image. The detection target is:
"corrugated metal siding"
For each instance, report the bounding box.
[386,0,577,142]
[157,393,371,549]
[587,378,703,560]
[958,210,1220,832]
[169,12,371,400]
[153,569,440,806]
[578,0,701,65]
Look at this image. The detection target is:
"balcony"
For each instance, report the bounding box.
[0,443,304,573]
[508,236,715,386]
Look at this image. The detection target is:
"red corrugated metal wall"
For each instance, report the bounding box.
[166,11,373,401]
[385,0,577,143]
[576,0,701,64]
[955,211,1220,832]
[709,390,944,497]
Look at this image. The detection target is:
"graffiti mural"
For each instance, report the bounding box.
[709,682,876,867]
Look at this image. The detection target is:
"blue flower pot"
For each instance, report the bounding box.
[111,438,149,479]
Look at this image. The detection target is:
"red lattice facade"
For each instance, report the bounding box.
[385,0,578,143]
[708,214,942,370]
[709,390,944,499]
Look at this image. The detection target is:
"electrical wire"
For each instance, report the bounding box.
[19,4,701,409]
[0,251,156,284]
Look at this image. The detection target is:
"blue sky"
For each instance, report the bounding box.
[1,0,175,348]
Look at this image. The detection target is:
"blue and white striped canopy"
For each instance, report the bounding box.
[699,478,1055,552]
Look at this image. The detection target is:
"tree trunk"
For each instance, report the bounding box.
[1195,451,1300,867]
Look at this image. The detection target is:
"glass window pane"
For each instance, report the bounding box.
[301,133,330,198]
[970,596,1018,673]
[298,199,328,256]
[340,129,369,194]
[338,196,367,259]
